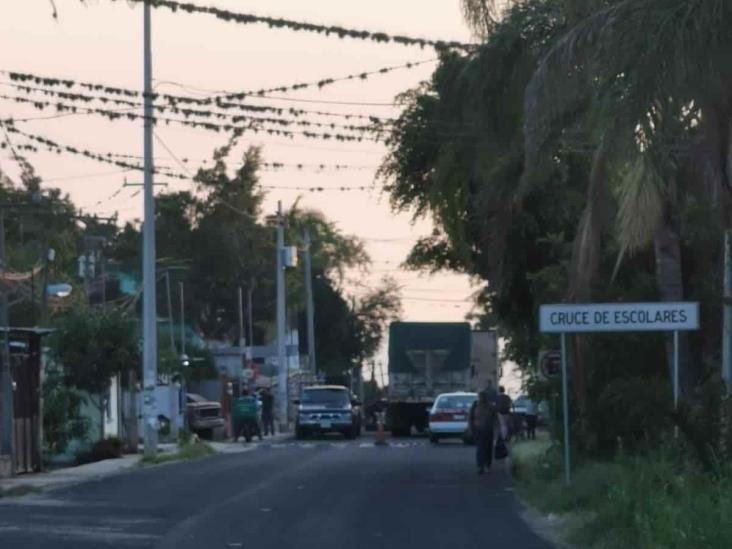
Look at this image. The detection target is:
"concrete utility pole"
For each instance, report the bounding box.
[276,201,288,430]
[165,271,176,356]
[723,230,732,395]
[238,286,245,395]
[142,2,159,458]
[0,211,14,473]
[179,281,187,433]
[247,282,254,352]
[179,282,186,358]
[303,228,316,374]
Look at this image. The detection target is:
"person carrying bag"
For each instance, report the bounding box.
[469,390,498,474]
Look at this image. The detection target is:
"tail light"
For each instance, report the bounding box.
[430,412,452,422]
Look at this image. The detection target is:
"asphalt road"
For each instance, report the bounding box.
[0,435,553,549]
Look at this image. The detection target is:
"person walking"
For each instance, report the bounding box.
[497,386,513,440]
[260,386,275,436]
[524,397,538,440]
[469,390,497,475]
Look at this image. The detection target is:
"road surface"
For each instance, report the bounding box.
[0,435,553,548]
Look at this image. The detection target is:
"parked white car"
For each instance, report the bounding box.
[428,392,477,443]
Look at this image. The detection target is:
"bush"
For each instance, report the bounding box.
[43,366,89,456]
[140,439,214,465]
[75,437,124,465]
[514,440,732,549]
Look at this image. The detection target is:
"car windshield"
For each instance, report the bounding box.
[301,388,350,407]
[187,393,207,403]
[435,395,476,410]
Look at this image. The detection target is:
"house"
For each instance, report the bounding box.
[0,327,53,477]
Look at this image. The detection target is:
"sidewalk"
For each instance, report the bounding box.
[0,454,141,495]
[0,432,292,497]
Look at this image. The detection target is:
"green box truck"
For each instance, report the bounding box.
[386,322,480,437]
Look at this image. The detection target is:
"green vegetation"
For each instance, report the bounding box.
[140,440,216,466]
[0,485,40,499]
[513,439,732,549]
[379,2,732,546]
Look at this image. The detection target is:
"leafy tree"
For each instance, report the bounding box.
[51,305,140,439]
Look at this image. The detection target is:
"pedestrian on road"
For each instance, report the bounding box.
[469,390,497,475]
[260,386,275,436]
[524,397,538,440]
[497,386,512,440]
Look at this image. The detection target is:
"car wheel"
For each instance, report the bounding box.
[295,426,306,440]
[344,428,355,440]
[429,434,439,444]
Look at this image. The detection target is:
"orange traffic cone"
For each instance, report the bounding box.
[374,415,388,446]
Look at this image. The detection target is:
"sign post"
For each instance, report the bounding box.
[539,302,700,485]
[560,333,570,485]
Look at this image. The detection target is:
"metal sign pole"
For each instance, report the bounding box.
[673,330,679,409]
[560,333,571,485]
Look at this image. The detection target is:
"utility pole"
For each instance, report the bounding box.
[0,211,14,473]
[247,282,254,352]
[723,230,732,395]
[165,271,177,439]
[303,228,316,375]
[179,281,187,434]
[179,282,186,358]
[276,201,288,431]
[238,286,245,395]
[142,1,159,458]
[165,271,176,356]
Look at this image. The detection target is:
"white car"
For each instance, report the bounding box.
[428,392,478,443]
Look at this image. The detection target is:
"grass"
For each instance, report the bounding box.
[140,440,216,466]
[0,485,40,499]
[512,436,732,549]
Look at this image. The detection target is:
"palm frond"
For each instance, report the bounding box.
[615,154,664,256]
[569,139,611,300]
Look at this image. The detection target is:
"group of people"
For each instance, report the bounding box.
[468,381,537,474]
[234,385,276,440]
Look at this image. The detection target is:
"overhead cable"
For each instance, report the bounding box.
[114,1,475,51]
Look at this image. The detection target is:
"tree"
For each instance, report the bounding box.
[523,0,732,394]
[52,305,140,440]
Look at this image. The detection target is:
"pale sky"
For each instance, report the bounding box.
[0,0,490,380]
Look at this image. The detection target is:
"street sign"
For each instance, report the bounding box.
[539,350,561,378]
[538,301,701,486]
[539,302,699,333]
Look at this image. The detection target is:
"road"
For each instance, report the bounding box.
[0,435,553,549]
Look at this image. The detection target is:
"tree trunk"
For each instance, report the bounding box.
[654,205,692,395]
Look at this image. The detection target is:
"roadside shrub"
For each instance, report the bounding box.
[515,439,732,549]
[592,376,673,453]
[75,437,124,465]
[43,366,89,456]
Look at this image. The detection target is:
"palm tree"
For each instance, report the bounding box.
[523,0,732,394]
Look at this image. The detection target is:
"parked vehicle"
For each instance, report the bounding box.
[186,393,225,439]
[295,386,360,439]
[386,323,498,436]
[428,392,477,444]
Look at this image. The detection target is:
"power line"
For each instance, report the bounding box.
[155,58,437,99]
[115,0,475,51]
[6,124,382,194]
[0,93,379,144]
[0,82,380,133]
[2,71,397,121]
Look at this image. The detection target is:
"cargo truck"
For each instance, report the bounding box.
[386,322,498,436]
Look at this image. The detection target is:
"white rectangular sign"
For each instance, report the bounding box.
[539,302,699,333]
